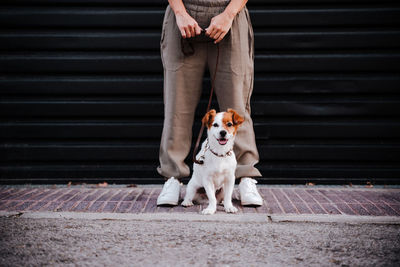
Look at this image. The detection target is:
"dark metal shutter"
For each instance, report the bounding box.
[1,0,400,184]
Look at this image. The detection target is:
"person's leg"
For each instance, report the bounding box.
[157,5,207,180]
[157,5,207,205]
[208,6,262,180]
[207,6,263,206]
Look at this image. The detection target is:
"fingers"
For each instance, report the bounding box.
[179,28,186,38]
[204,12,234,43]
[213,31,224,43]
[205,24,213,37]
[185,26,192,38]
[181,25,192,38]
[180,28,187,38]
[214,32,226,44]
[195,24,203,35]
[206,25,227,44]
[189,22,202,37]
[189,25,196,37]
[181,23,201,38]
[205,26,218,39]
[176,13,202,38]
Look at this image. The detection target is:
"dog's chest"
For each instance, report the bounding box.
[209,169,230,188]
[204,154,235,187]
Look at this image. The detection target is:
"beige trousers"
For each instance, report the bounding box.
[157,0,262,180]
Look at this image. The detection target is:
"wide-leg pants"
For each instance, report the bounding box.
[157,0,262,180]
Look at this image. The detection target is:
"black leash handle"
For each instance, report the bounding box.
[192,43,220,164]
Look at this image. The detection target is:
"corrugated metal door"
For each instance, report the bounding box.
[1,0,400,184]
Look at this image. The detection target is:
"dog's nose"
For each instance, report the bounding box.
[220,130,227,137]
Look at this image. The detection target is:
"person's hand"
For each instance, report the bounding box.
[175,11,203,38]
[205,11,235,44]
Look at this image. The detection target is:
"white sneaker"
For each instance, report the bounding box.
[157,177,181,206]
[239,177,263,206]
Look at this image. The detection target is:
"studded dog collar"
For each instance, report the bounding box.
[198,138,233,162]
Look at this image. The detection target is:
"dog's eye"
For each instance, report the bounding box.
[213,123,219,127]
[227,122,233,127]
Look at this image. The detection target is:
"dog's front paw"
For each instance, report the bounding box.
[224,205,238,213]
[201,207,216,215]
[181,199,194,207]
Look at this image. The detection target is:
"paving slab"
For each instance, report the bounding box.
[0,185,399,223]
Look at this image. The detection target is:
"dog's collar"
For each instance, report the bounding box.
[204,138,233,158]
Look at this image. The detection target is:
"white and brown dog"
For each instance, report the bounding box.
[182,108,245,215]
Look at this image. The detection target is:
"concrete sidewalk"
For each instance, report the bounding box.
[0,184,399,222]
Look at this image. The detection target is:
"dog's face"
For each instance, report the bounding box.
[202,108,245,146]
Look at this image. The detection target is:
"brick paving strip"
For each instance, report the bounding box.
[0,186,399,216]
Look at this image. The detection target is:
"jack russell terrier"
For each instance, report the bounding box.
[182,108,244,215]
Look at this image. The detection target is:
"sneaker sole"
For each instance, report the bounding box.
[241,200,263,206]
[157,200,179,206]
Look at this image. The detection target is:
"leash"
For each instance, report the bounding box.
[192,43,220,165]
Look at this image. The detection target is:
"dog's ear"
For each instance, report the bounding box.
[202,109,216,129]
[227,108,244,126]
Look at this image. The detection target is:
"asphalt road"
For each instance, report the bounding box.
[0,216,399,266]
